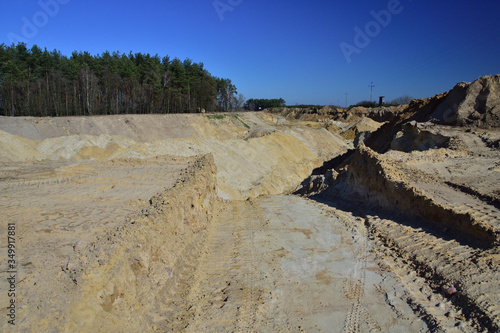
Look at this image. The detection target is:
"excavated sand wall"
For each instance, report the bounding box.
[0,113,349,200]
[38,154,218,332]
[0,114,202,141]
[340,146,497,246]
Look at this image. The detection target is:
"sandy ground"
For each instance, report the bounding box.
[174,196,431,332]
[0,156,197,330]
[0,108,498,332]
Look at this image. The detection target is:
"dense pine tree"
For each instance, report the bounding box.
[0,43,238,116]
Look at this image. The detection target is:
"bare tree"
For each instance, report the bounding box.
[235,93,246,110]
[391,95,413,105]
[79,66,97,115]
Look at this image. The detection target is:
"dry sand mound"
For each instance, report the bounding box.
[0,154,217,331]
[390,121,450,152]
[337,117,383,147]
[0,130,43,162]
[353,116,384,132]
[431,74,500,128]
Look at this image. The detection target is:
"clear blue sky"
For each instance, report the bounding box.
[1,0,499,106]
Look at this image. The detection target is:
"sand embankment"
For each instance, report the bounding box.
[65,154,219,332]
[0,154,219,331]
[0,114,203,141]
[0,113,348,199]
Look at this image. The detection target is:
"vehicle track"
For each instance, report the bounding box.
[166,199,262,332]
[366,213,498,332]
[342,221,382,333]
[150,195,486,332]
[311,197,483,332]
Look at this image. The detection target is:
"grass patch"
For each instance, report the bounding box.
[232,115,251,129]
[206,114,225,120]
[205,114,250,129]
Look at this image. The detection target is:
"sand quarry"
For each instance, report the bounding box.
[1,75,499,332]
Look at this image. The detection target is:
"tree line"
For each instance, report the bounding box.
[245,98,285,111]
[0,43,240,117]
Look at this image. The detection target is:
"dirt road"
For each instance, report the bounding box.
[157,195,477,332]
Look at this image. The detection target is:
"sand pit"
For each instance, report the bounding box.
[1,77,499,332]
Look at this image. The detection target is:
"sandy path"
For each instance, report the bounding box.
[167,195,434,332]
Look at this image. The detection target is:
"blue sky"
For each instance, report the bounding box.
[1,0,499,106]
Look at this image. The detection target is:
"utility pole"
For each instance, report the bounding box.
[345,92,348,108]
[369,82,375,103]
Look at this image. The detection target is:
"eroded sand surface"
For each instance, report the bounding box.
[1,75,499,333]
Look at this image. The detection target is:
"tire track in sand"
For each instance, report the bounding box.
[341,216,381,333]
[178,199,262,332]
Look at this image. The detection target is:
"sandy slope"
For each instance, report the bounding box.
[0,113,348,200]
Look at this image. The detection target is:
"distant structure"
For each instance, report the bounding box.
[379,96,385,106]
[369,82,375,103]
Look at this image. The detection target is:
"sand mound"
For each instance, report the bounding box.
[37,134,137,161]
[353,116,383,132]
[431,74,500,128]
[0,130,44,162]
[390,121,450,152]
[338,117,383,145]
[360,75,500,154]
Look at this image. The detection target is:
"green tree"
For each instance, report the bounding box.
[0,42,234,116]
[216,78,237,111]
[245,98,286,110]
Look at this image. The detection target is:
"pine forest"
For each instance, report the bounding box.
[0,43,239,117]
